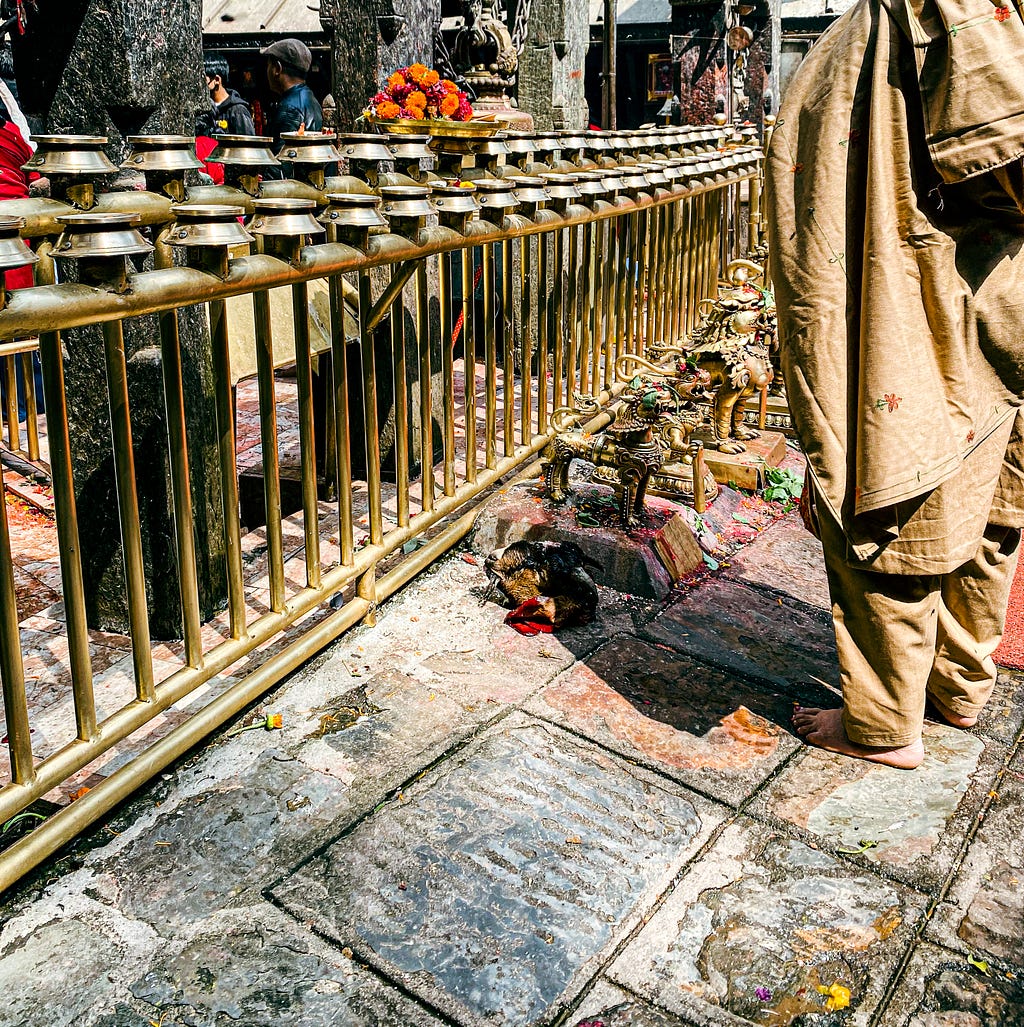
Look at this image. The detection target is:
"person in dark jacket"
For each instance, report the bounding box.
[203,53,256,136]
[261,37,322,147]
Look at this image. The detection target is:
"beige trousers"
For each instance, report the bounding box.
[820,513,1021,747]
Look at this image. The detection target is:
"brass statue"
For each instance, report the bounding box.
[543,381,679,529]
[653,256,777,454]
[452,0,518,107]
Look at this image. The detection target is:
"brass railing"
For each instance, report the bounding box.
[0,127,758,889]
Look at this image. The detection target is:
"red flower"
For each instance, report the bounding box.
[967,430,976,443]
[454,96,473,121]
[885,393,901,412]
[995,6,1011,20]
[791,162,804,174]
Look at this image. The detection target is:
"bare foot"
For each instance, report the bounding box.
[792,707,924,770]
[926,693,978,729]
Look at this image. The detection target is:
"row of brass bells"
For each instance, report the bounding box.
[320,192,388,248]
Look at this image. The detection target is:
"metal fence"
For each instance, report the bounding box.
[0,126,759,889]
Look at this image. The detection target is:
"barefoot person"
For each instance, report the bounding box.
[766,0,1024,768]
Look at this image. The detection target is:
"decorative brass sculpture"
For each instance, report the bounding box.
[543,381,679,528]
[653,256,777,454]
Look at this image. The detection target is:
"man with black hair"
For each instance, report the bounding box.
[203,53,256,136]
[261,38,322,147]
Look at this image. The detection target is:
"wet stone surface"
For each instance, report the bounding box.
[754,723,1000,890]
[723,512,830,611]
[527,637,838,806]
[130,918,444,1027]
[643,578,839,688]
[608,819,927,1026]
[924,749,1024,968]
[88,750,350,931]
[876,941,1024,1027]
[273,714,725,1027]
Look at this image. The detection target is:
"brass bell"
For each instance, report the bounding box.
[502,132,537,157]
[475,135,511,158]
[53,212,154,259]
[620,168,652,194]
[0,216,38,270]
[24,135,117,176]
[381,134,434,162]
[472,178,519,213]
[430,182,479,215]
[508,175,549,217]
[247,198,325,237]
[637,162,669,187]
[206,134,280,168]
[378,185,433,219]
[572,170,607,198]
[121,135,203,172]
[319,192,388,229]
[166,205,253,249]
[277,131,342,165]
[538,172,582,202]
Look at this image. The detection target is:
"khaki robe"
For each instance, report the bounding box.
[766,0,1024,574]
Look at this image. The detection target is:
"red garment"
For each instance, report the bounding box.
[196,135,225,185]
[0,121,34,290]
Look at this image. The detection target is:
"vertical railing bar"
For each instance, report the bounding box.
[328,273,354,566]
[666,198,682,347]
[679,197,694,340]
[628,209,643,356]
[0,475,34,784]
[591,219,604,397]
[482,242,497,470]
[416,261,434,513]
[600,215,615,390]
[100,320,154,702]
[520,236,533,444]
[460,247,477,483]
[157,308,203,668]
[536,231,550,433]
[566,224,579,402]
[390,278,410,529]
[656,203,671,350]
[291,281,322,588]
[209,299,248,639]
[358,271,384,544]
[614,213,628,372]
[644,201,657,362]
[2,355,17,451]
[20,351,39,461]
[578,221,592,395]
[439,254,457,498]
[36,330,95,739]
[252,289,286,610]
[501,238,514,457]
[551,227,565,413]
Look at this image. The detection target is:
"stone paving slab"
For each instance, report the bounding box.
[875,941,1024,1027]
[962,668,1024,746]
[272,713,728,1027]
[751,723,1003,891]
[526,636,838,807]
[722,512,830,610]
[923,748,1024,970]
[607,818,928,1026]
[569,981,706,1027]
[642,578,839,689]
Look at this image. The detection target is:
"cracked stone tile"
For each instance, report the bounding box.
[923,749,1024,969]
[875,941,1024,1026]
[273,713,727,1027]
[723,512,830,611]
[85,749,350,932]
[751,723,1004,890]
[527,637,838,806]
[128,908,444,1027]
[607,819,927,1027]
[642,578,839,688]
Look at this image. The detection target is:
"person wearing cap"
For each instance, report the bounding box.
[261,38,322,147]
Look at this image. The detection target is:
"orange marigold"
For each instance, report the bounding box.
[406,106,426,122]
[376,100,401,120]
[441,79,459,94]
[422,69,440,87]
[440,93,459,117]
[407,62,428,84]
[407,90,427,109]
[387,71,405,91]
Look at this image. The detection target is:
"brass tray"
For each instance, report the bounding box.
[365,114,499,139]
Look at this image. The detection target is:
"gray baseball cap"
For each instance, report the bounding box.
[260,38,312,74]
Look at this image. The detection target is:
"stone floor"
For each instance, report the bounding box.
[0,485,1022,1027]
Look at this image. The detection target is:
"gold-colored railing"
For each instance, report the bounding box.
[0,133,758,890]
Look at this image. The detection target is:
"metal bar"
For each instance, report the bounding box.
[328,272,354,565]
[591,219,604,396]
[482,242,497,470]
[644,204,657,363]
[551,227,565,412]
[520,236,533,442]
[252,289,286,609]
[679,197,694,339]
[628,209,643,356]
[501,238,514,458]
[416,261,434,513]
[614,213,628,371]
[20,351,39,463]
[365,259,419,332]
[2,354,17,451]
[566,224,579,400]
[208,299,248,639]
[599,216,615,389]
[537,231,550,431]
[390,272,410,527]
[158,309,203,668]
[0,477,33,784]
[461,248,477,483]
[35,326,95,741]
[439,254,457,497]
[358,272,384,545]
[292,280,322,587]
[101,320,155,702]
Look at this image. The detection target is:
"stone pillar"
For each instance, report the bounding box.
[514,0,590,130]
[11,1,227,638]
[319,0,442,132]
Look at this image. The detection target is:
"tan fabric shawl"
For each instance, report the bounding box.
[766,0,1024,572]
